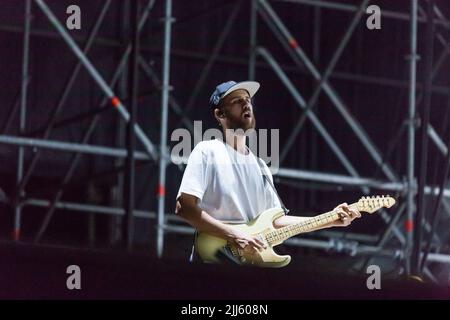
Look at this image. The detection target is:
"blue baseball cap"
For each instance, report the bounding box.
[209,80,260,108]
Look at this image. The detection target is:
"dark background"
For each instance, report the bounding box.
[0,0,449,287]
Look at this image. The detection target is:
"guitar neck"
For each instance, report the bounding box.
[270,203,359,243]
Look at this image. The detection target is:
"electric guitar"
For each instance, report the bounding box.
[195,195,396,268]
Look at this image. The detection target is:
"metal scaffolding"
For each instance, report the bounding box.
[4,0,162,244]
[1,0,450,284]
[250,0,450,282]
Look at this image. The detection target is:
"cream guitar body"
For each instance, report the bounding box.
[196,207,291,267]
[195,196,395,268]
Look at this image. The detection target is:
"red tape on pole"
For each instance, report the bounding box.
[12,229,20,241]
[406,219,414,233]
[158,185,166,197]
[111,96,121,108]
[289,38,298,49]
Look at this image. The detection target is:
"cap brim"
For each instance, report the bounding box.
[222,81,260,99]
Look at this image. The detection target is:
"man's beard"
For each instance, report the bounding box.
[225,114,256,132]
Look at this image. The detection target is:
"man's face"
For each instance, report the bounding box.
[220,89,256,132]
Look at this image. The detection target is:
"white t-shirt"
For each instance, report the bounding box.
[176,139,282,222]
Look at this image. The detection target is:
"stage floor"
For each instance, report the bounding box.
[0,240,448,299]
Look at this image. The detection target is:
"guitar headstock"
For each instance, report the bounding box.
[357,195,396,214]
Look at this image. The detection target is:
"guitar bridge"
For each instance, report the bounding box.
[227,244,239,257]
[227,244,248,263]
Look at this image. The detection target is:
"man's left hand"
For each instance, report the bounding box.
[332,203,361,227]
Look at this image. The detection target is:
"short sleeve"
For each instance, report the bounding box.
[176,144,208,202]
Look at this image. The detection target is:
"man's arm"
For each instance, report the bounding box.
[273,203,361,230]
[176,193,266,251]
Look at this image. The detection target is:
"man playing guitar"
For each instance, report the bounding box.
[175,80,361,263]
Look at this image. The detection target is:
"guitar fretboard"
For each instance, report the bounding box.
[265,203,358,244]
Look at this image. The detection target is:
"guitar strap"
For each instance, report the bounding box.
[255,157,290,215]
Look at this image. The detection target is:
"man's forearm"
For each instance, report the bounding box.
[192,210,234,239]
[177,206,233,240]
[273,214,335,231]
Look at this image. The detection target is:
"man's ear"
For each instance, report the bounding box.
[214,108,225,120]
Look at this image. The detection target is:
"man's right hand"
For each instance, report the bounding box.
[226,229,266,254]
[177,193,267,254]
